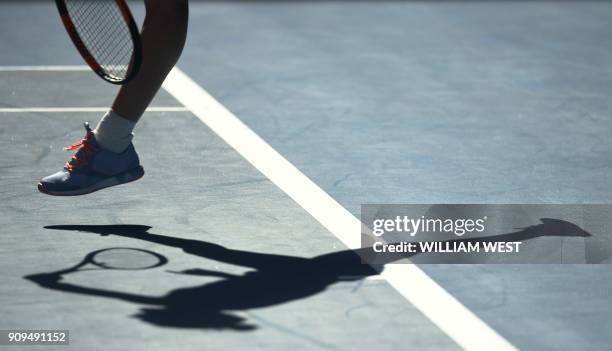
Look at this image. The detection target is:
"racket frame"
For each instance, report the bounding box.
[55,0,142,84]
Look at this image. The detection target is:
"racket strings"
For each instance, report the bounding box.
[64,0,136,80]
[91,248,164,270]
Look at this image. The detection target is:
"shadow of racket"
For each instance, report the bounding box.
[26,247,167,284]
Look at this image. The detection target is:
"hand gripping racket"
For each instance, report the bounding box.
[55,0,142,84]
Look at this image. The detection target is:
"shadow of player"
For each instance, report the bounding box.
[25,218,590,330]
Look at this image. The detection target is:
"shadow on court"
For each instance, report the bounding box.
[24,220,592,330]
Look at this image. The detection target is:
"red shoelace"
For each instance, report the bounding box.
[63,132,96,172]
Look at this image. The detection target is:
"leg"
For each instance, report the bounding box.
[95,0,189,151]
[112,0,189,122]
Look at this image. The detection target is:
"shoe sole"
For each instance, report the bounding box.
[38,166,145,196]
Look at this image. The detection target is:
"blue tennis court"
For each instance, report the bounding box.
[1,1,612,350]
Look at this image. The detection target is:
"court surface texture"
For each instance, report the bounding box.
[1,1,612,350]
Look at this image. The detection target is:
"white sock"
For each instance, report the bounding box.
[93,110,136,153]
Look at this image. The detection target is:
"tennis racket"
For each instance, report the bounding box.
[55,0,142,84]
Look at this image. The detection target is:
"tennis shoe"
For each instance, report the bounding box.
[38,122,144,196]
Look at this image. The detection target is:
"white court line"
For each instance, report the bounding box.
[0,65,89,71]
[0,107,188,113]
[162,68,518,351]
